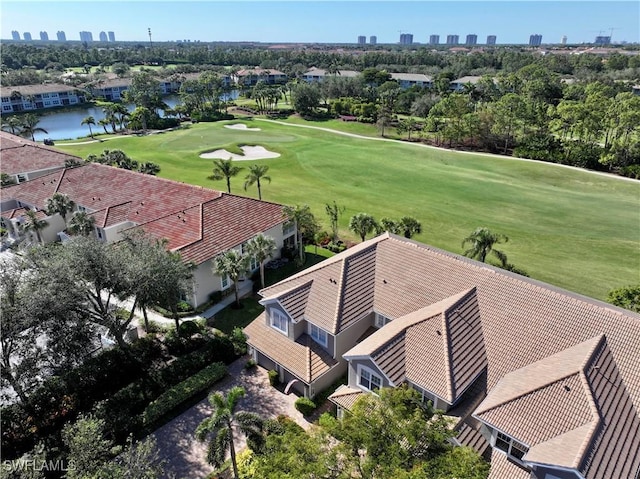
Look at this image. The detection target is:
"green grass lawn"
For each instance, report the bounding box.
[57,119,640,300]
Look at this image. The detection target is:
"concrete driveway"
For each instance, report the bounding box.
[152,356,308,479]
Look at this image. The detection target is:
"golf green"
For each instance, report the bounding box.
[58,119,640,301]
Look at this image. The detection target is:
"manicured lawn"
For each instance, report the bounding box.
[211,297,264,335]
[57,120,640,300]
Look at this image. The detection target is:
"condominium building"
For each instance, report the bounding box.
[357,35,366,45]
[57,31,66,41]
[529,34,542,46]
[429,34,440,45]
[595,35,611,45]
[23,32,32,41]
[79,31,93,42]
[369,35,377,45]
[399,33,414,45]
[11,31,20,40]
[446,34,459,45]
[561,35,567,45]
[108,31,115,42]
[466,34,477,45]
[99,31,108,42]
[486,35,497,45]
[39,31,49,41]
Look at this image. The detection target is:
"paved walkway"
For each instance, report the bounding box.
[152,357,309,479]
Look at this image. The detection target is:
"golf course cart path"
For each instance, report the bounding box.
[255,118,639,183]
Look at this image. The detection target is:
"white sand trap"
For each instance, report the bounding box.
[224,123,261,131]
[200,145,280,161]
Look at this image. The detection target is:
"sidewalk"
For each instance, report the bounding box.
[152,356,309,479]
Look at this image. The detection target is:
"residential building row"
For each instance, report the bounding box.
[244,233,640,479]
[0,133,295,307]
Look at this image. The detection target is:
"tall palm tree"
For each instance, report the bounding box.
[398,216,422,239]
[196,386,263,479]
[243,165,271,200]
[245,234,276,289]
[19,114,48,141]
[20,210,49,244]
[462,227,509,266]
[81,116,96,139]
[283,204,317,262]
[46,193,76,224]
[209,159,243,194]
[1,116,22,135]
[213,250,249,308]
[349,213,378,242]
[68,212,96,237]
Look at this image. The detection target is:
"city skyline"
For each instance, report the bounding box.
[2,1,638,44]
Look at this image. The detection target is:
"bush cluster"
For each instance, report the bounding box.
[143,362,227,426]
[268,370,279,386]
[294,397,317,416]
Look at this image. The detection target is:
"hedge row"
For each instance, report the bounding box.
[143,362,227,426]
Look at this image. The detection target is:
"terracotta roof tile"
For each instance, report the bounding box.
[487,449,531,479]
[279,281,313,323]
[328,385,364,410]
[1,132,79,176]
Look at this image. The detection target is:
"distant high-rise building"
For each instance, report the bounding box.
[429,34,440,45]
[486,35,497,45]
[40,31,49,41]
[108,31,115,42]
[446,34,459,45]
[99,31,108,42]
[561,35,567,45]
[357,35,366,45]
[23,32,32,41]
[79,31,93,42]
[369,35,377,45]
[466,34,478,45]
[399,33,414,45]
[11,30,20,40]
[594,35,611,45]
[57,30,66,41]
[529,34,543,46]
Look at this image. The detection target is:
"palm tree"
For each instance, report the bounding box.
[243,165,271,200]
[196,386,263,479]
[68,212,96,237]
[398,216,422,239]
[209,159,243,194]
[46,193,76,224]
[97,118,110,134]
[245,234,276,289]
[20,210,49,244]
[213,250,249,308]
[462,227,509,266]
[349,213,378,242]
[19,114,48,141]
[81,116,96,139]
[1,116,22,135]
[138,162,161,175]
[283,204,317,263]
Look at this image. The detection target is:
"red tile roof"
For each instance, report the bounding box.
[2,163,286,265]
[1,131,79,176]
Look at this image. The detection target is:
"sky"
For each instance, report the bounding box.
[1,1,638,45]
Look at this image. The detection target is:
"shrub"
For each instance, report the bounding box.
[143,362,227,426]
[294,397,317,416]
[268,370,279,386]
[176,301,193,313]
[230,327,248,355]
[178,320,201,338]
[209,290,223,304]
[245,359,257,369]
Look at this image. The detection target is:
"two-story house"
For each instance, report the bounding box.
[1,161,296,307]
[233,68,288,87]
[302,68,360,83]
[244,233,640,479]
[390,72,433,89]
[1,84,86,113]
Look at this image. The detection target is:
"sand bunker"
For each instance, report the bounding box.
[224,123,261,131]
[200,145,280,161]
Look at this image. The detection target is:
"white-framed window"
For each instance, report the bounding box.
[17,174,27,183]
[494,431,528,461]
[270,308,288,335]
[309,323,328,347]
[2,105,12,111]
[283,221,295,237]
[374,312,391,328]
[358,365,382,392]
[221,274,230,290]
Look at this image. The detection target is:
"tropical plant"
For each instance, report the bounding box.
[462,227,509,266]
[348,213,378,242]
[398,216,422,239]
[243,164,271,200]
[1,115,22,135]
[138,162,161,175]
[20,209,48,244]
[1,173,16,187]
[19,113,48,141]
[213,250,249,308]
[209,158,243,194]
[378,217,400,235]
[245,234,276,289]
[325,201,344,243]
[68,211,96,237]
[81,115,96,138]
[283,204,318,262]
[196,386,264,479]
[46,192,76,223]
